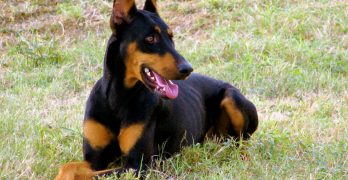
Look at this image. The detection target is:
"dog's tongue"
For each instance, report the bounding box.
[152,72,178,99]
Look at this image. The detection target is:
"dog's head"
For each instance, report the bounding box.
[109,0,193,99]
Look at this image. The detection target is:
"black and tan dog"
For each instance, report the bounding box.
[55,0,258,179]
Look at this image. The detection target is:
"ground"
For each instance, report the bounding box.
[0,0,347,179]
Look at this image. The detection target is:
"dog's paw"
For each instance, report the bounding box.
[55,161,94,180]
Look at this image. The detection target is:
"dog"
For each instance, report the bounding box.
[55,0,258,179]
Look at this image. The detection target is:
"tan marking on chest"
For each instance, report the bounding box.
[118,123,145,155]
[83,119,114,149]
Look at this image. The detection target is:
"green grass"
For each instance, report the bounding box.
[0,0,347,179]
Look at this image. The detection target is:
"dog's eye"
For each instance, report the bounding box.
[145,34,159,44]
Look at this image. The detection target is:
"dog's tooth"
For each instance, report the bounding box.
[151,77,155,81]
[146,72,151,77]
[144,68,149,73]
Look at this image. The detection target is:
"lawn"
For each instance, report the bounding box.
[0,0,347,179]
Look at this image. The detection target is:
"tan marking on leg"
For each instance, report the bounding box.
[83,119,114,149]
[220,97,244,135]
[118,123,145,155]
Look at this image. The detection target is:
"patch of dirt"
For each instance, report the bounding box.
[0,0,215,55]
[0,0,108,54]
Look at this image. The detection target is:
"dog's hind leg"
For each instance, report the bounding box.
[214,86,258,140]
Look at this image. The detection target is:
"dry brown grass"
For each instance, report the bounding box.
[0,0,109,53]
[0,0,216,54]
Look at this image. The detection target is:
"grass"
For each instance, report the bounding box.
[0,0,347,179]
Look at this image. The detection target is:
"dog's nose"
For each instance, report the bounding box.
[178,63,193,76]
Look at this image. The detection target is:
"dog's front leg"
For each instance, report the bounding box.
[117,120,156,175]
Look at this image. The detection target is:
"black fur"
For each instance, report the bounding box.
[82,3,258,176]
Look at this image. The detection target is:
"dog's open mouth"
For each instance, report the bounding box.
[141,67,178,99]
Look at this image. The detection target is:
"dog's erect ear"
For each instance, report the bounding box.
[143,0,158,14]
[110,0,137,33]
